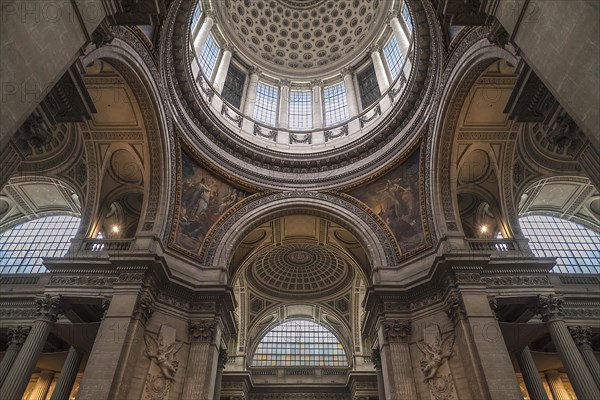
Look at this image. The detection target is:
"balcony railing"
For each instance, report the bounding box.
[465,239,518,252]
[189,43,414,153]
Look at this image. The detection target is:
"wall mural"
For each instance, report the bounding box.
[348,149,425,253]
[174,151,248,253]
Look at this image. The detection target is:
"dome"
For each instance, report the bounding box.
[215,0,388,78]
[246,243,354,298]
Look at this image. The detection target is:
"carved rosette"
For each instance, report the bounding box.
[218,349,229,370]
[7,326,31,347]
[569,325,592,349]
[188,319,217,343]
[534,294,564,322]
[35,294,64,323]
[370,348,382,370]
[383,319,411,342]
[134,293,155,324]
[443,293,466,324]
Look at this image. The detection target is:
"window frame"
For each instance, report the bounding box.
[288,89,313,130]
[253,80,280,126]
[322,81,350,127]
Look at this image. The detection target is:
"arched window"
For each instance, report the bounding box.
[289,89,313,130]
[323,82,349,126]
[252,320,348,367]
[253,81,279,126]
[0,215,80,274]
[383,35,404,80]
[519,215,600,273]
[199,35,220,79]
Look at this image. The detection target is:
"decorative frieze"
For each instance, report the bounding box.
[188,319,217,342]
[481,276,550,287]
[562,308,600,319]
[49,276,118,287]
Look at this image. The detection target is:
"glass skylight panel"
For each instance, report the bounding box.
[199,35,220,79]
[289,90,313,130]
[402,2,413,33]
[252,320,348,367]
[519,215,600,273]
[253,81,279,126]
[0,215,80,274]
[384,35,404,80]
[192,2,202,31]
[323,83,349,126]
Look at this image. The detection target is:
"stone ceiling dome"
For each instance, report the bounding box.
[246,243,354,298]
[215,0,387,78]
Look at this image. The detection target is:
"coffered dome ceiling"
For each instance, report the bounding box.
[215,0,388,77]
[246,243,354,298]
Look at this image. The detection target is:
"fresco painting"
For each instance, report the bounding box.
[349,149,425,253]
[175,151,248,252]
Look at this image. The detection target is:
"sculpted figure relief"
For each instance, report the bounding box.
[144,332,183,380]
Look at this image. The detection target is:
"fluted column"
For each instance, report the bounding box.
[213,44,232,93]
[544,370,571,400]
[182,319,221,400]
[569,325,600,388]
[243,68,260,117]
[278,79,290,129]
[0,326,30,387]
[515,346,549,400]
[28,370,54,400]
[50,346,83,400]
[193,12,214,58]
[342,68,359,118]
[213,349,228,400]
[369,45,390,93]
[389,15,411,56]
[311,80,324,128]
[535,295,600,399]
[378,319,417,399]
[0,295,63,400]
[370,349,386,400]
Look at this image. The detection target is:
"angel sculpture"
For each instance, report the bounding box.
[416,334,455,381]
[144,333,183,381]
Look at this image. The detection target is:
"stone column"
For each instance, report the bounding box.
[389,15,411,56]
[182,319,221,400]
[28,370,55,400]
[311,80,324,129]
[378,319,418,399]
[534,295,600,399]
[0,295,63,400]
[213,349,228,400]
[213,44,233,94]
[243,68,261,117]
[369,45,390,93]
[50,346,83,400]
[370,348,386,400]
[515,346,549,400]
[77,289,154,400]
[342,68,359,118]
[544,370,571,400]
[193,12,215,59]
[569,325,600,388]
[278,79,290,129]
[0,326,30,387]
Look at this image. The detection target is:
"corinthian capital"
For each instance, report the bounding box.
[188,319,217,342]
[383,319,411,342]
[7,326,31,347]
[569,325,592,349]
[534,294,564,322]
[35,294,63,323]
